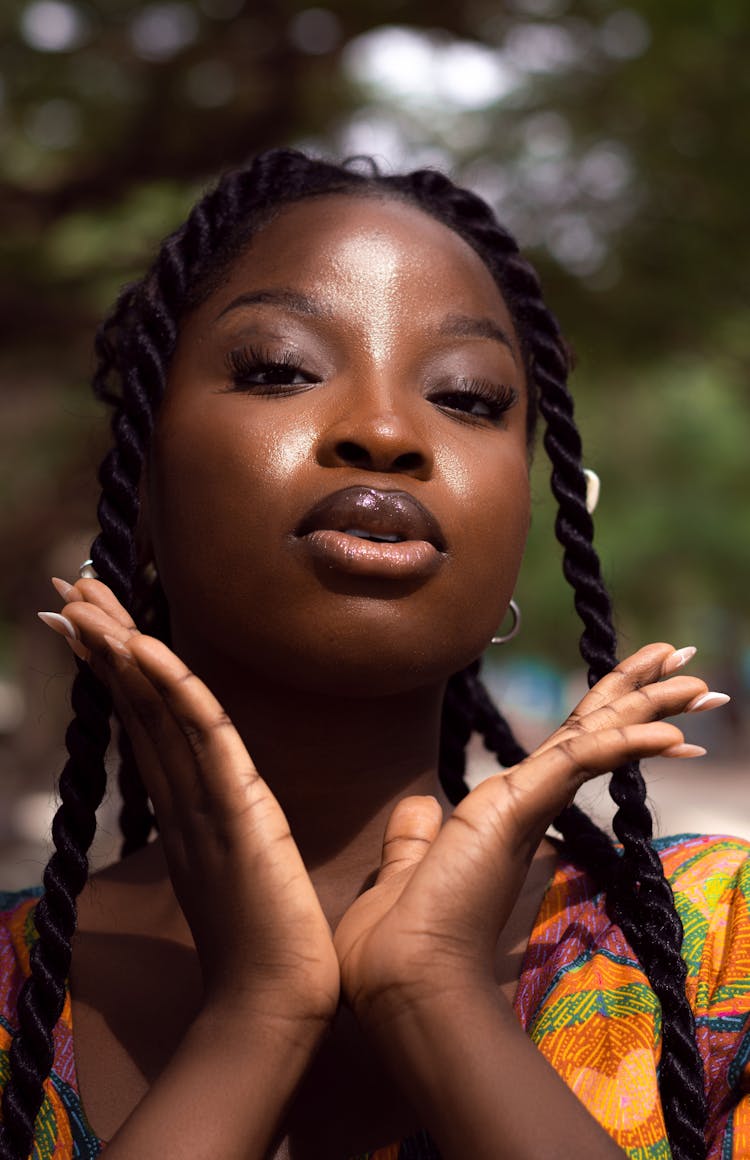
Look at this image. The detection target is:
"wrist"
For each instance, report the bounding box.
[195,993,333,1060]
[353,967,504,1042]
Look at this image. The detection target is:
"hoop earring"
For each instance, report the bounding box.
[491,598,521,645]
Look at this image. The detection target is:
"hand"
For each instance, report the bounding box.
[49,579,340,1036]
[334,643,723,1029]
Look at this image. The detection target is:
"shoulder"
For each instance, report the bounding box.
[652,833,750,974]
[651,837,750,1150]
[653,831,750,884]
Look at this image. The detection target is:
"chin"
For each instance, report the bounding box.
[246,629,490,699]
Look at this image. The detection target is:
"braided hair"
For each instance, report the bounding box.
[0,149,706,1160]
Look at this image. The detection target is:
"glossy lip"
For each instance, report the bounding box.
[295,486,447,580]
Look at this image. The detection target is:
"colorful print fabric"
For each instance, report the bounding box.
[1,834,749,1158]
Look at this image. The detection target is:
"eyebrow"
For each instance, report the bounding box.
[216,288,331,321]
[216,292,518,363]
[437,313,518,362]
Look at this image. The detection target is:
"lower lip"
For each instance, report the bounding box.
[300,530,443,579]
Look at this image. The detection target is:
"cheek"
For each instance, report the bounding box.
[148,404,316,587]
[443,442,531,630]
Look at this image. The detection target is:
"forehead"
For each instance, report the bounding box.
[193,193,518,342]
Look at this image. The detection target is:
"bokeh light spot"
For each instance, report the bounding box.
[20,0,88,53]
[600,9,651,59]
[288,8,341,55]
[130,3,199,62]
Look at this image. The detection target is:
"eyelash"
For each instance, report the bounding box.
[433,378,518,424]
[225,344,315,392]
[224,345,518,424]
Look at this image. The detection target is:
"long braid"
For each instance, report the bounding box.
[0,664,110,1159]
[535,344,708,1157]
[0,191,193,1159]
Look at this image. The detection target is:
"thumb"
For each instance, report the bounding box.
[376,795,443,885]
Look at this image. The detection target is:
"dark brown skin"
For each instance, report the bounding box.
[45,196,720,1159]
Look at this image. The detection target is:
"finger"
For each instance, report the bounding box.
[564,642,696,723]
[501,720,697,837]
[416,722,699,953]
[68,578,138,630]
[97,639,181,832]
[122,635,290,845]
[51,577,84,603]
[59,601,140,660]
[552,674,711,743]
[376,796,443,885]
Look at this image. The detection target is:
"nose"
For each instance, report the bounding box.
[317,388,433,479]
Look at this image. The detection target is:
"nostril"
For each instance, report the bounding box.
[336,440,371,466]
[393,451,423,472]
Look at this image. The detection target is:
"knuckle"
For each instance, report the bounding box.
[555,736,579,763]
[129,694,164,734]
[563,712,586,735]
[177,711,233,759]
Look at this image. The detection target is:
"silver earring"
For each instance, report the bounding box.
[492,598,521,645]
[79,558,97,579]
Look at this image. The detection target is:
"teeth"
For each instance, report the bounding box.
[343,528,404,543]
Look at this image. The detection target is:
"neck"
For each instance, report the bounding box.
[163,645,453,926]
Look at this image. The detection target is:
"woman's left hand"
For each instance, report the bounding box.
[334,642,717,1030]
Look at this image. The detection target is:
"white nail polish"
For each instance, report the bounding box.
[38,611,79,640]
[51,577,76,601]
[663,743,707,758]
[664,646,697,673]
[687,692,731,713]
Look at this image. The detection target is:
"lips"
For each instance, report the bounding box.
[295,486,446,580]
[296,486,446,549]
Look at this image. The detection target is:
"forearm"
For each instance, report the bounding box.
[365,985,626,1160]
[101,1005,325,1160]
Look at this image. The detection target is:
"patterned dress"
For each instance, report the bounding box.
[2,834,750,1158]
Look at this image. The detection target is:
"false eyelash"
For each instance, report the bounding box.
[225,343,308,386]
[439,378,519,422]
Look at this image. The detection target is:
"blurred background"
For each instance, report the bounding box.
[1,0,748,888]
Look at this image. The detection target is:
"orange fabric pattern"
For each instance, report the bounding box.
[2,834,750,1158]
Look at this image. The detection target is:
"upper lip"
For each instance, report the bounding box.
[296,486,446,550]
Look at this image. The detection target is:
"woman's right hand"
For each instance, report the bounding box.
[51,578,340,1036]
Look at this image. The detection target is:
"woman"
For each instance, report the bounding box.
[0,150,746,1160]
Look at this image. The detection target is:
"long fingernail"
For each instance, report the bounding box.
[51,577,79,601]
[38,611,79,640]
[103,633,135,662]
[662,743,707,758]
[662,646,697,675]
[686,691,731,713]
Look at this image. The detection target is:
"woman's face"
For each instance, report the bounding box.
[148,194,531,696]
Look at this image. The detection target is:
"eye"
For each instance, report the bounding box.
[224,344,319,392]
[431,378,519,424]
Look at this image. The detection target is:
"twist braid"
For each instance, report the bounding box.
[508,259,707,1155]
[438,665,479,803]
[0,664,110,1159]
